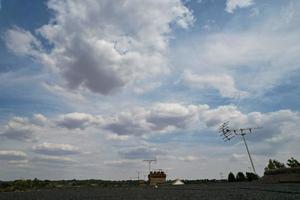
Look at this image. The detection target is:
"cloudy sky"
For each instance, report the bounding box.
[0,0,299,181]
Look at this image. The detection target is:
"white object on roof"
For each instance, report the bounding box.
[172,179,184,185]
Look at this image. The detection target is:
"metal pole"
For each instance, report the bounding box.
[241,134,256,174]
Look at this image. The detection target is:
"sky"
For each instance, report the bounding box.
[0,0,299,181]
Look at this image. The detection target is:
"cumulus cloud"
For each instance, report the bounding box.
[174,1,300,98]
[105,133,130,141]
[32,114,48,126]
[225,0,254,13]
[8,160,29,167]
[133,82,162,95]
[229,153,247,162]
[182,71,248,98]
[56,112,101,130]
[118,147,163,160]
[103,159,140,168]
[2,102,298,146]
[103,109,151,136]
[104,102,298,146]
[4,27,43,56]
[0,102,298,173]
[32,155,76,164]
[33,142,80,156]
[0,117,41,141]
[103,103,199,135]
[178,155,200,162]
[146,103,199,131]
[0,150,27,161]
[1,103,299,149]
[4,0,193,95]
[198,105,300,145]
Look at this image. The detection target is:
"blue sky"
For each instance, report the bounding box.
[0,0,299,181]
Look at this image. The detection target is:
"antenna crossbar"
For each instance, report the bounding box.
[143,158,157,173]
[218,121,262,174]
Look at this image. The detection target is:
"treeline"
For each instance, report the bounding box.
[227,172,259,182]
[226,157,300,182]
[0,179,141,192]
[265,157,300,171]
[264,157,300,175]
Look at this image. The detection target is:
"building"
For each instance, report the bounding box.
[148,170,166,186]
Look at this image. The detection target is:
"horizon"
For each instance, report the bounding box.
[0,0,300,181]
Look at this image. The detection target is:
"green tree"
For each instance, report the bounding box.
[287,157,300,168]
[273,160,285,169]
[265,159,275,170]
[236,172,246,182]
[228,172,236,182]
[246,172,259,181]
[264,159,285,171]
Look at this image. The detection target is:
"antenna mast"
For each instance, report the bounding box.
[137,171,142,181]
[219,121,261,174]
[143,158,157,173]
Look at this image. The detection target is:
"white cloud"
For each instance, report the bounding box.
[173,2,300,97]
[4,27,42,56]
[118,147,163,160]
[42,83,86,103]
[1,103,299,146]
[199,105,246,128]
[32,114,48,126]
[103,103,199,136]
[105,133,129,141]
[56,112,102,130]
[0,150,27,161]
[182,71,248,98]
[0,117,41,141]
[32,155,76,164]
[102,108,152,136]
[178,155,200,162]
[133,82,162,95]
[8,160,29,167]
[198,105,300,146]
[103,159,140,168]
[230,153,246,162]
[0,103,299,178]
[5,0,193,95]
[225,0,254,13]
[33,142,80,156]
[146,103,199,131]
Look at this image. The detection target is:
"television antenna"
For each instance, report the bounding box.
[219,121,261,174]
[219,172,224,179]
[143,157,157,173]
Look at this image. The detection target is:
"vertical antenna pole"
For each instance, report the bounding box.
[148,162,151,173]
[143,159,156,174]
[241,134,256,174]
